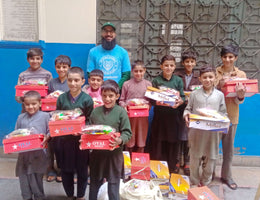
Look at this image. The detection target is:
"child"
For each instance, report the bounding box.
[47,55,71,183]
[119,60,151,153]
[176,51,200,175]
[183,64,227,186]
[15,91,50,200]
[216,44,246,190]
[56,67,93,200]
[15,48,52,105]
[148,55,185,173]
[89,80,132,200]
[82,69,104,103]
[48,55,71,93]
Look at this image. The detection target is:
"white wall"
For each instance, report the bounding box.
[44,0,96,43]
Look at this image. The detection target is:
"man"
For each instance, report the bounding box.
[87,22,131,89]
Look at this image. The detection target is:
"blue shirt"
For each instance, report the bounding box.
[87,44,131,83]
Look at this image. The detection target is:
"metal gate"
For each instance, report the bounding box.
[97,0,260,82]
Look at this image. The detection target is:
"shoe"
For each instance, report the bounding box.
[221,177,238,190]
[46,172,56,182]
[183,165,190,176]
[173,163,180,173]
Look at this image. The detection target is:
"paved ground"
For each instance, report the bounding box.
[0,152,260,200]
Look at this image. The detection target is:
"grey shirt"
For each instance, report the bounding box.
[48,77,69,93]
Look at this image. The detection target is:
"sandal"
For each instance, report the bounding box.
[221,178,238,190]
[46,172,56,182]
[56,176,62,182]
[183,165,190,176]
[173,163,180,174]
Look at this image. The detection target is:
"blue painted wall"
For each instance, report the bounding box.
[0,42,95,142]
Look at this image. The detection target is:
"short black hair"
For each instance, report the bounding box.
[199,64,216,76]
[23,91,41,102]
[27,48,43,59]
[101,80,120,95]
[160,55,176,65]
[221,44,239,57]
[89,69,104,79]
[131,60,145,70]
[181,51,197,62]
[68,67,85,79]
[55,55,72,66]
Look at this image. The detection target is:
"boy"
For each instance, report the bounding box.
[56,67,93,200]
[216,44,246,190]
[82,69,104,103]
[47,55,71,183]
[16,48,52,104]
[89,80,132,200]
[176,51,200,175]
[184,64,227,186]
[15,91,50,200]
[48,55,71,93]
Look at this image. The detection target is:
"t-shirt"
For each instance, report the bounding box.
[87,44,131,83]
[48,78,69,93]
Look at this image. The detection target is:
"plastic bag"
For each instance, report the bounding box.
[45,90,64,99]
[5,127,37,139]
[49,108,83,121]
[97,180,124,200]
[81,125,115,135]
[20,79,47,85]
[126,98,149,106]
[120,179,163,200]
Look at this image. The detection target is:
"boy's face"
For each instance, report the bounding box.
[199,71,216,91]
[221,53,238,68]
[101,90,120,109]
[55,63,70,79]
[160,60,176,77]
[182,58,196,74]
[27,56,43,71]
[23,97,41,116]
[132,65,146,81]
[67,73,85,95]
[88,76,103,91]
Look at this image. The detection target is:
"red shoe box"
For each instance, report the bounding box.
[41,98,57,111]
[131,152,150,180]
[49,116,85,137]
[80,132,120,150]
[2,134,45,154]
[222,79,258,97]
[188,186,220,200]
[127,105,149,117]
[15,85,48,97]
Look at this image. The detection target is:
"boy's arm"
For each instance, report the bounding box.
[118,82,127,108]
[83,97,94,125]
[119,109,132,145]
[118,71,130,89]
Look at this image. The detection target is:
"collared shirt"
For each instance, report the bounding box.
[215,66,247,124]
[185,73,193,90]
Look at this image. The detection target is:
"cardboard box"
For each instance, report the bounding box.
[169,173,190,195]
[79,132,120,150]
[145,90,177,106]
[49,116,85,137]
[222,79,258,97]
[15,85,48,97]
[131,152,150,180]
[3,134,45,154]
[41,98,57,111]
[127,105,149,117]
[189,114,230,133]
[188,186,220,200]
[123,151,131,180]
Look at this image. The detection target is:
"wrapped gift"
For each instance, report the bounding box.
[131,152,150,180]
[123,151,131,180]
[222,79,258,97]
[145,86,179,106]
[15,85,48,97]
[189,113,230,133]
[41,98,57,111]
[150,160,170,197]
[169,173,190,195]
[3,134,45,154]
[49,116,85,137]
[188,186,220,200]
[128,105,149,117]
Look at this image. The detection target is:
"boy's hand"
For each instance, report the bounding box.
[42,135,51,148]
[172,98,183,108]
[184,114,190,127]
[235,82,246,99]
[73,132,82,136]
[109,134,122,151]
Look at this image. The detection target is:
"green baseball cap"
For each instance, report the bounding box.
[102,22,116,31]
